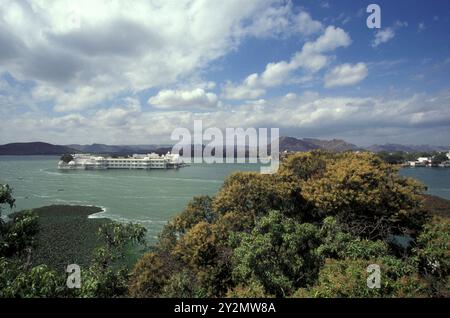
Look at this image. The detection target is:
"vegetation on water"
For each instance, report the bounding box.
[0,185,147,297]
[26,205,109,271]
[1,151,449,297]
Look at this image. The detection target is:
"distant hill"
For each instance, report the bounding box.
[67,143,173,154]
[278,136,359,153]
[303,138,359,152]
[277,136,319,152]
[1,139,448,156]
[0,142,76,155]
[279,137,448,153]
[366,143,449,153]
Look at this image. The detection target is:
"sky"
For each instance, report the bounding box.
[0,0,449,146]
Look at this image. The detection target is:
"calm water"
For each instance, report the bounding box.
[400,167,450,200]
[0,156,259,239]
[1,156,449,239]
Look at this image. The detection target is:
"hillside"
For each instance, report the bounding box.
[366,143,450,153]
[278,136,359,153]
[304,138,359,152]
[67,143,173,154]
[1,139,448,156]
[0,142,76,155]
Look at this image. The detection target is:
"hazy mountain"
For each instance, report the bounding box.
[278,136,319,152]
[67,144,173,154]
[278,136,359,152]
[366,144,450,153]
[303,138,359,152]
[67,143,125,153]
[0,142,76,155]
[2,139,448,156]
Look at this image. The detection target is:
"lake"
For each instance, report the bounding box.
[399,167,450,200]
[0,156,260,238]
[1,156,449,239]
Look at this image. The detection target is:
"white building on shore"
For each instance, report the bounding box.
[58,153,183,170]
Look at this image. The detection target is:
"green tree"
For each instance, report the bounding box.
[413,216,450,297]
[212,172,281,231]
[317,217,389,261]
[432,152,449,164]
[0,211,39,258]
[0,185,62,297]
[60,154,74,163]
[0,184,39,259]
[0,258,65,298]
[301,152,428,239]
[128,252,175,297]
[130,151,444,299]
[157,196,217,252]
[377,151,407,164]
[226,281,272,298]
[294,257,427,298]
[232,211,322,297]
[78,222,147,298]
[0,184,15,237]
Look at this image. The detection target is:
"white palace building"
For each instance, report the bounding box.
[58,153,183,170]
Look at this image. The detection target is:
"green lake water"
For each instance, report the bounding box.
[1,156,449,239]
[0,156,259,239]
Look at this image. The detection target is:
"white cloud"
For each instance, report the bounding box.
[418,22,426,32]
[148,88,219,109]
[4,89,450,146]
[324,63,368,88]
[241,5,323,38]
[222,81,266,100]
[372,28,395,47]
[371,21,407,48]
[293,12,323,36]
[0,0,314,112]
[223,26,351,99]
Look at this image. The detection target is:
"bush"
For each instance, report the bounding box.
[130,151,439,298]
[294,257,428,298]
[301,152,427,239]
[232,211,322,297]
[0,258,64,298]
[129,252,173,297]
[413,216,450,296]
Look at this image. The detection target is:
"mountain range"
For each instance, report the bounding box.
[0,138,448,155]
[277,136,360,152]
[0,142,77,156]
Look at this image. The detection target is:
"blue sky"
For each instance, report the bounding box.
[0,0,449,146]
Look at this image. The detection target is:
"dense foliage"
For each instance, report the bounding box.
[130,151,448,298]
[1,151,449,297]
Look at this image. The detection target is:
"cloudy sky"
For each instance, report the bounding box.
[0,0,449,146]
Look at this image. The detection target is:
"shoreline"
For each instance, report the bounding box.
[9,192,449,274]
[21,192,450,224]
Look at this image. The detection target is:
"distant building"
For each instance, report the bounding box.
[417,157,432,164]
[58,152,183,170]
[407,161,426,167]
